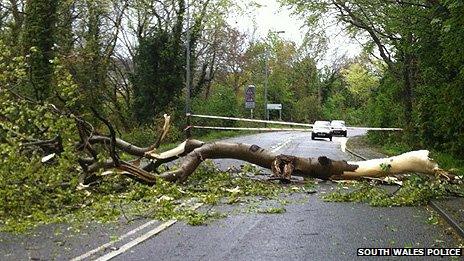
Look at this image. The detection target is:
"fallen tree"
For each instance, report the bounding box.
[75,114,455,186]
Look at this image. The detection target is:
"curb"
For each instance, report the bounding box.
[345,142,464,240]
[429,201,464,239]
[345,147,367,160]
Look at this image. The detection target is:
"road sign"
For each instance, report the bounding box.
[245,85,255,109]
[267,103,282,110]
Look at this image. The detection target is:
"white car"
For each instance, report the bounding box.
[331,120,347,137]
[311,121,332,141]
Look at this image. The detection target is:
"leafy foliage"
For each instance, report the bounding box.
[192,84,239,129]
[283,0,464,158]
[0,160,314,233]
[324,176,462,207]
[0,40,84,233]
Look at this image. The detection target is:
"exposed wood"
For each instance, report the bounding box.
[341,150,443,179]
[148,114,171,151]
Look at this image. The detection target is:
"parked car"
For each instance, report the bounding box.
[311,121,332,141]
[331,120,347,137]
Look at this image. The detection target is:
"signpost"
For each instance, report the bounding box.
[266,104,282,110]
[245,85,255,118]
[267,103,283,120]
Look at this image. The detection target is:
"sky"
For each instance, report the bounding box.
[228,0,363,68]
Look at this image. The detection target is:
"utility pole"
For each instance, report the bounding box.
[264,47,269,121]
[185,0,191,115]
[264,30,285,121]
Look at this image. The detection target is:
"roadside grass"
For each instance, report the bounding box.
[379,141,464,177]
[365,133,464,177]
[157,126,305,152]
[121,126,252,148]
[156,130,254,152]
[430,152,464,177]
[123,119,308,153]
[190,129,254,142]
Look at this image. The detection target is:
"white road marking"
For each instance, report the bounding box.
[71,203,203,261]
[70,220,159,261]
[338,137,348,152]
[94,203,203,261]
[270,136,294,153]
[94,220,177,261]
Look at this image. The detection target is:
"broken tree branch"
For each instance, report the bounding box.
[151,142,452,183]
[71,113,455,187]
[148,114,171,151]
[20,135,63,154]
[91,107,120,166]
[82,134,453,185]
[155,141,359,183]
[341,150,445,179]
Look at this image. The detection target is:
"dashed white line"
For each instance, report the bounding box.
[95,203,203,261]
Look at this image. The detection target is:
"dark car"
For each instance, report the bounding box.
[331,120,347,137]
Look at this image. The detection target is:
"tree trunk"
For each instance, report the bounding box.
[402,51,414,127]
[150,141,442,183]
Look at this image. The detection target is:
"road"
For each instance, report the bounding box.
[1,131,460,260]
[109,131,458,260]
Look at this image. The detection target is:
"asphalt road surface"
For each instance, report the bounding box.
[2,130,460,260]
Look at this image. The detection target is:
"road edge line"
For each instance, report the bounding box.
[94,220,177,261]
[429,200,464,239]
[70,219,159,261]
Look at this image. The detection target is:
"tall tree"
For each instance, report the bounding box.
[282,0,423,126]
[130,0,187,124]
[283,0,464,156]
[21,0,57,101]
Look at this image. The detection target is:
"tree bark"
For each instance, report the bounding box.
[154,141,443,183]
[156,142,358,182]
[82,131,449,185]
